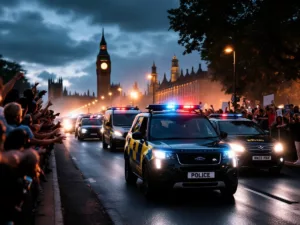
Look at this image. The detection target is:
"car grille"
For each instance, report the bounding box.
[177,153,221,165]
[246,143,273,153]
[86,128,99,133]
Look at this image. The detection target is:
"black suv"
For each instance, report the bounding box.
[77,117,102,141]
[209,114,284,175]
[124,104,238,198]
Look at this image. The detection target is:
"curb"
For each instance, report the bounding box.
[52,151,64,225]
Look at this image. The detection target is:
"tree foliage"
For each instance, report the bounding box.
[0,54,31,91]
[168,0,300,100]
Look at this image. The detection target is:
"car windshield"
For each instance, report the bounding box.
[218,121,264,135]
[149,115,218,140]
[81,118,102,126]
[112,114,137,126]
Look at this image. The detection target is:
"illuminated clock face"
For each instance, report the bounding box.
[101,62,108,70]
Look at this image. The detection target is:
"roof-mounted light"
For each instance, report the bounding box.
[209,113,243,118]
[146,104,200,112]
[108,106,139,111]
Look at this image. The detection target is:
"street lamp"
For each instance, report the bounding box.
[101,96,105,100]
[108,92,112,106]
[118,87,122,106]
[130,91,138,106]
[224,46,237,112]
[147,74,155,104]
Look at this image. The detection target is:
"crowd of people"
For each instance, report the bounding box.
[0,72,65,225]
[200,102,300,165]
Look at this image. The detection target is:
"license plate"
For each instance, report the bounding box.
[90,133,98,135]
[252,156,271,160]
[188,172,215,179]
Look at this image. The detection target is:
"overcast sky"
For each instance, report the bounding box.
[0,0,206,95]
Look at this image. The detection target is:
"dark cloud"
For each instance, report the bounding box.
[0,11,99,66]
[37,71,56,80]
[38,0,179,32]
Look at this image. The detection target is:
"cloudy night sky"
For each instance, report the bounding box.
[0,0,205,95]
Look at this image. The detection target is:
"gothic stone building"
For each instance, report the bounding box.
[148,56,230,109]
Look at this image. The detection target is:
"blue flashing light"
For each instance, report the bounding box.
[147,104,200,111]
[209,113,243,118]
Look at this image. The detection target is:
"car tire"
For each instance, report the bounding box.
[220,184,237,197]
[269,167,281,176]
[102,135,108,149]
[77,135,83,141]
[142,163,157,198]
[125,158,138,185]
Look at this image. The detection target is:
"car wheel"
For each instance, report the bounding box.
[142,163,157,198]
[110,138,116,151]
[220,184,237,197]
[269,167,281,176]
[77,135,83,141]
[102,135,108,149]
[125,158,138,185]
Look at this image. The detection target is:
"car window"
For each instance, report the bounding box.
[149,115,218,140]
[81,118,102,126]
[132,117,143,133]
[218,121,264,135]
[112,113,137,126]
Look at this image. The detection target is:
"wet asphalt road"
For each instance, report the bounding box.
[63,135,300,225]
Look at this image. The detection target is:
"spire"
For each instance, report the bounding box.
[162,73,168,83]
[100,28,107,46]
[191,66,195,75]
[152,61,157,74]
[197,63,202,73]
[185,69,189,76]
[181,69,184,77]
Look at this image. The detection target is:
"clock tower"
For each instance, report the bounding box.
[96,28,111,100]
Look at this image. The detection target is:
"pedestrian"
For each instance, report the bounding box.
[289,113,300,165]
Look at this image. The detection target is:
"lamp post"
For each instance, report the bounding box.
[224,46,236,112]
[118,87,122,106]
[108,92,112,106]
[147,74,155,104]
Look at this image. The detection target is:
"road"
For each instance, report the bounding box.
[63,134,300,225]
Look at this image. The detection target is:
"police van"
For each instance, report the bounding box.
[124,104,239,198]
[102,107,140,151]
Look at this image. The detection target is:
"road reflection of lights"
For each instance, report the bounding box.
[149,214,173,225]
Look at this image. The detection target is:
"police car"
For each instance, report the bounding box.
[209,114,284,175]
[124,104,238,198]
[102,107,141,151]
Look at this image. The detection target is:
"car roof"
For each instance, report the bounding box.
[106,110,140,114]
[209,118,251,122]
[136,112,206,118]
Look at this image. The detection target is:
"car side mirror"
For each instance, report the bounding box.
[123,132,128,138]
[132,131,143,140]
[220,131,228,139]
[105,122,111,127]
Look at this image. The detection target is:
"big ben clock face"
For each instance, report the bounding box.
[101,62,108,70]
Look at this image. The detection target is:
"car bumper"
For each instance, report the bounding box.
[148,161,238,189]
[80,132,102,139]
[237,152,284,169]
[112,137,126,147]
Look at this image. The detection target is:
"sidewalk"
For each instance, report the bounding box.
[34,144,113,225]
[34,151,63,225]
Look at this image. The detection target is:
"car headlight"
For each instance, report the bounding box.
[100,127,104,133]
[114,130,122,137]
[152,150,175,159]
[274,143,284,153]
[229,143,245,153]
[223,150,235,159]
[81,128,87,134]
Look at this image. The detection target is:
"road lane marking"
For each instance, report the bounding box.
[86,178,96,183]
[244,187,298,204]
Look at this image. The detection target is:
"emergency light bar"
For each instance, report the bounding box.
[107,106,139,110]
[209,113,243,118]
[146,104,200,111]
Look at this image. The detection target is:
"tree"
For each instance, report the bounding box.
[168,0,300,100]
[0,54,31,92]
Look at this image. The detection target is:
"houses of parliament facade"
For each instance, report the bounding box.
[148,56,230,108]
